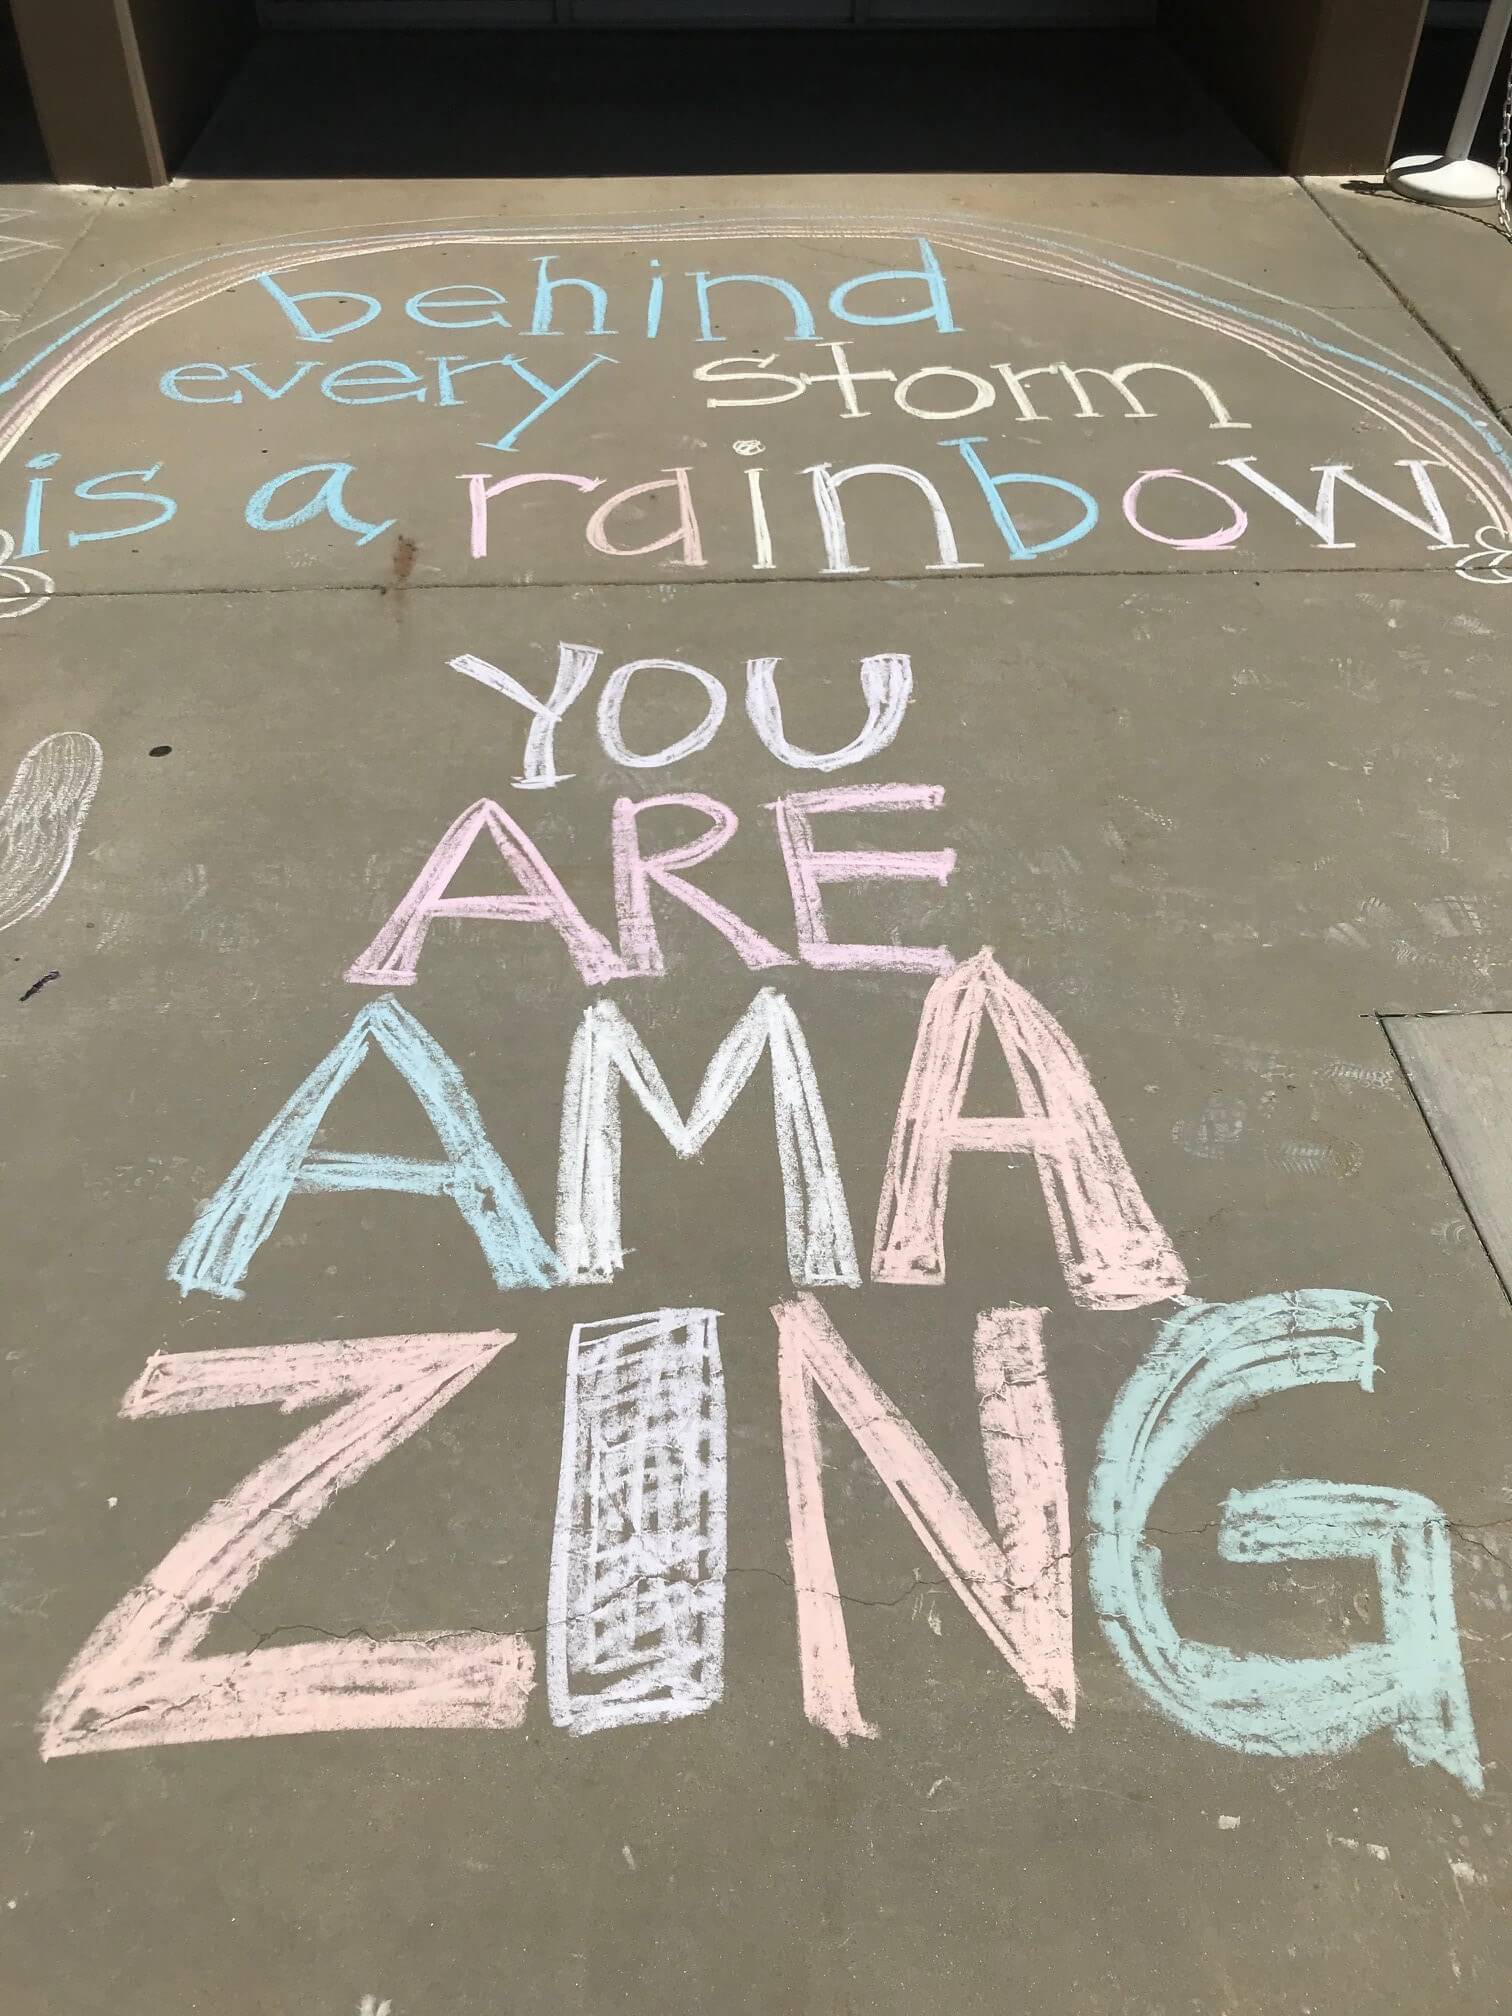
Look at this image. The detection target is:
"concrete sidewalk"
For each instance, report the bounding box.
[1310,177,1512,426]
[2,168,1512,2016]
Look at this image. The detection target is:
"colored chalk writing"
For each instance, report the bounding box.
[23,219,1494,1796]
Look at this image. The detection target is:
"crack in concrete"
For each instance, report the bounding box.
[13,556,1492,608]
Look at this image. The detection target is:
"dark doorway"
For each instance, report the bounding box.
[183,24,1264,178]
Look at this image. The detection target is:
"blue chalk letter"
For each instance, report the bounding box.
[944,436,1098,561]
[245,461,394,547]
[1087,1290,1483,1793]
[692,272,817,344]
[256,273,381,344]
[68,465,177,545]
[169,995,561,1300]
[529,257,614,337]
[829,238,957,335]
[160,364,241,404]
[481,355,615,454]
[406,284,510,331]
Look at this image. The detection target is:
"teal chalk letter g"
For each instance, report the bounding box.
[1087,1290,1483,1793]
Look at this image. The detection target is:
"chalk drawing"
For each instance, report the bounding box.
[0,527,53,618]
[482,354,616,454]
[19,208,1506,1783]
[1121,470,1248,552]
[449,644,915,785]
[464,469,603,560]
[450,641,601,789]
[872,949,1187,1305]
[1456,527,1512,584]
[556,991,859,1288]
[547,1309,726,1734]
[1218,457,1464,552]
[0,210,58,328]
[160,353,619,430]
[991,359,1250,427]
[973,1307,1073,1677]
[585,469,704,566]
[0,731,101,933]
[775,1294,1074,1743]
[597,656,726,769]
[771,782,955,974]
[169,994,560,1300]
[409,449,1479,574]
[806,461,976,575]
[4,214,1504,572]
[1087,1290,1483,1793]
[944,438,1100,562]
[345,797,626,988]
[245,459,392,548]
[744,462,775,570]
[40,1332,533,1756]
[746,653,913,772]
[612,792,793,975]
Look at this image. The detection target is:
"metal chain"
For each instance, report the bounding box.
[1500,41,1512,239]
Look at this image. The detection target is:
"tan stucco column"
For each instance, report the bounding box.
[10,0,253,187]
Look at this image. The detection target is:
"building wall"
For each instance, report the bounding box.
[1162,0,1429,172]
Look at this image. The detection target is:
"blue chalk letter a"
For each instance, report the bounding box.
[169,995,561,1299]
[1087,1290,1483,1793]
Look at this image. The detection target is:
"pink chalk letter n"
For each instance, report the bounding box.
[775,1293,1075,1744]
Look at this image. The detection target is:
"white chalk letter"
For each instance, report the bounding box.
[746,653,913,772]
[557,990,859,1288]
[450,642,601,790]
[548,1308,727,1734]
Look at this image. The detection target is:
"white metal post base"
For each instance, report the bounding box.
[1387,0,1512,208]
[1386,152,1504,206]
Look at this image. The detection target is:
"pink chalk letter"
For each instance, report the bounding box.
[612,793,793,976]
[775,1294,1075,1744]
[346,796,625,987]
[463,470,603,560]
[585,468,704,566]
[40,1332,534,1756]
[772,783,955,973]
[872,949,1187,1306]
[973,1307,1073,1698]
[1121,469,1248,550]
